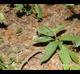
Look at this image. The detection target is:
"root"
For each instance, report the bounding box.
[19,49,44,70]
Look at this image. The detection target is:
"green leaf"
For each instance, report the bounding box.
[52,24,64,35]
[24,4,32,15]
[65,4,74,8]
[16,27,22,34]
[73,36,80,47]
[0,57,6,70]
[34,4,42,21]
[70,65,80,70]
[15,4,24,12]
[59,34,75,41]
[59,34,80,47]
[59,45,71,64]
[0,12,5,22]
[37,25,54,36]
[41,40,59,63]
[33,36,53,43]
[4,65,15,70]
[8,58,15,65]
[69,50,80,64]
[0,57,4,65]
[63,64,70,70]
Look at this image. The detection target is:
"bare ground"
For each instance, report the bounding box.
[0,4,80,70]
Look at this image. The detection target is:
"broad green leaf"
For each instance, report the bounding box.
[0,12,5,22]
[63,64,70,70]
[65,4,74,8]
[37,25,54,36]
[52,24,64,35]
[70,65,80,70]
[69,50,80,64]
[15,4,24,12]
[59,34,75,41]
[41,40,59,63]
[59,45,71,64]
[73,36,80,47]
[59,34,80,47]
[34,4,42,20]
[24,4,32,15]
[0,57,5,66]
[33,36,53,43]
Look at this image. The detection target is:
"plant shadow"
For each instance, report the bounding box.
[16,4,32,18]
[65,13,80,20]
[33,42,49,47]
[73,46,80,52]
[9,4,14,8]
[63,41,73,45]
[56,30,66,37]
[0,23,8,29]
[16,11,26,18]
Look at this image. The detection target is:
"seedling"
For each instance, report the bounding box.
[65,4,74,8]
[34,24,80,70]
[8,58,15,65]
[34,4,43,21]
[0,56,6,70]
[15,4,24,12]
[15,4,43,21]
[0,36,4,45]
[16,27,22,34]
[0,12,5,23]
[0,56,15,70]
[15,4,32,15]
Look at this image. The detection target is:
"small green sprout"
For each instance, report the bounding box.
[0,37,4,45]
[0,12,5,23]
[16,27,22,34]
[65,4,74,8]
[8,58,15,65]
[34,4,43,21]
[15,4,32,15]
[0,56,15,70]
[0,56,6,70]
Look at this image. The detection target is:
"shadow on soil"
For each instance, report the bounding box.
[16,12,26,18]
[0,23,8,29]
[66,13,80,20]
[33,42,49,47]
[74,46,80,52]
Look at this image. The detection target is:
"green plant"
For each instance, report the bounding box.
[16,27,22,34]
[8,58,15,65]
[0,37,4,45]
[34,24,80,70]
[14,4,43,21]
[15,4,32,15]
[34,4,43,21]
[0,57,6,70]
[65,4,74,8]
[0,57,15,70]
[0,12,5,23]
